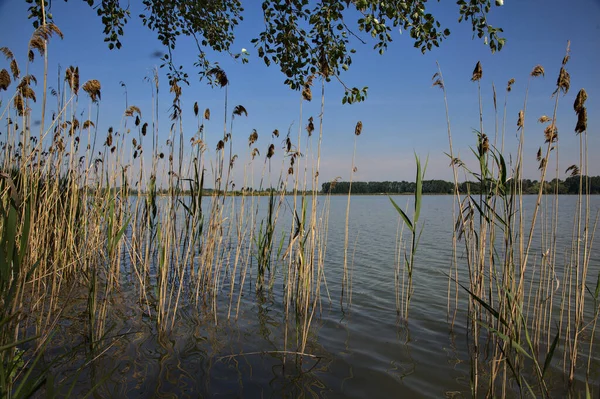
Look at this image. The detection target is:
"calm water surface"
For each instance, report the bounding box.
[49,195,600,398]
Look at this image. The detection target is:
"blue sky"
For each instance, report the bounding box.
[0,0,599,188]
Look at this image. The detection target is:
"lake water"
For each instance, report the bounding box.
[46,194,600,398]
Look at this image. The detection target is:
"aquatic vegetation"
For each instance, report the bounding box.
[437,43,599,397]
[390,153,427,319]
[0,16,598,399]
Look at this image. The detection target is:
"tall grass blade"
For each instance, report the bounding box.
[389,198,413,232]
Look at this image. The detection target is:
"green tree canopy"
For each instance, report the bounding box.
[26,0,505,103]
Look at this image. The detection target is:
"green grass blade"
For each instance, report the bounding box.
[542,329,560,378]
[476,320,532,360]
[0,335,39,352]
[522,377,537,399]
[414,153,423,224]
[113,215,132,251]
[389,197,413,232]
[457,280,508,327]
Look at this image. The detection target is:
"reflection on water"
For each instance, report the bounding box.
[34,195,600,397]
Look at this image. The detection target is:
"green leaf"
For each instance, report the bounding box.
[542,329,560,378]
[0,335,38,352]
[389,197,413,232]
[113,216,131,249]
[457,280,509,327]
[476,320,532,360]
[414,153,422,224]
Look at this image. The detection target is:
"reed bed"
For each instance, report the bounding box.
[0,23,336,396]
[438,43,599,397]
[0,19,598,399]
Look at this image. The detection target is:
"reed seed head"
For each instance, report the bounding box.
[207,66,228,87]
[573,89,587,113]
[204,108,210,120]
[544,124,558,143]
[252,148,260,159]
[478,133,489,154]
[302,86,312,102]
[432,72,444,89]
[0,69,10,91]
[248,129,258,147]
[70,118,79,135]
[233,105,248,117]
[575,107,587,134]
[507,78,515,92]
[302,75,314,101]
[194,102,199,117]
[83,120,95,130]
[0,47,14,61]
[82,79,101,102]
[536,147,542,162]
[18,75,37,89]
[273,129,279,138]
[14,95,25,116]
[10,59,20,80]
[566,164,580,177]
[65,66,79,95]
[267,144,275,159]
[555,67,570,95]
[471,61,482,82]
[170,80,182,98]
[29,36,45,57]
[355,121,362,136]
[330,177,341,190]
[517,110,524,131]
[538,115,551,124]
[217,140,225,150]
[307,117,314,136]
[125,105,142,117]
[32,23,64,42]
[142,122,148,136]
[530,65,545,78]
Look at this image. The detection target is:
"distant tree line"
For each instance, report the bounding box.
[322,177,600,195]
